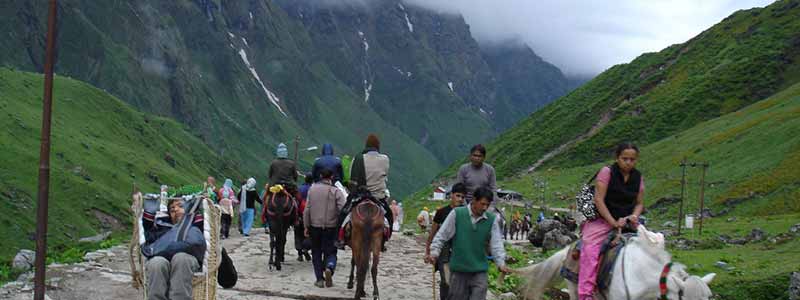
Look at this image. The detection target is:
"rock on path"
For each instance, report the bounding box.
[1,227,435,300]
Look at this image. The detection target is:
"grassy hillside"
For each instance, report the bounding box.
[0,68,242,269]
[484,0,800,177]
[500,81,800,218]
[484,81,800,299]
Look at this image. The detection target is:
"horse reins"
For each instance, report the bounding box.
[659,262,684,300]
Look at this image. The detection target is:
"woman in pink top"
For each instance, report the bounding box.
[578,143,645,300]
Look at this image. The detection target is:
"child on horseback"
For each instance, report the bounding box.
[578,142,645,300]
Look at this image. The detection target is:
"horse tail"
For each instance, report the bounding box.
[517,246,569,300]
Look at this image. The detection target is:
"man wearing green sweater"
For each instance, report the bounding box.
[426,187,511,300]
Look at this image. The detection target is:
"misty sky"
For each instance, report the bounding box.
[405,0,775,76]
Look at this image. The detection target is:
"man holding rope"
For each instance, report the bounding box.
[425,183,467,300]
[425,187,511,300]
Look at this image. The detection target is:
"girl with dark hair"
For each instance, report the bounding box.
[578,143,645,300]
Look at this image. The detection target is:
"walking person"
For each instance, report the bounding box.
[426,187,510,300]
[578,143,645,300]
[425,183,467,300]
[417,207,430,232]
[295,174,313,262]
[237,178,260,237]
[390,200,401,232]
[304,169,347,288]
[205,176,218,202]
[457,144,497,204]
[217,179,236,239]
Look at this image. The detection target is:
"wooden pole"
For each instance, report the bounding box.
[697,163,708,235]
[34,1,59,299]
[678,157,687,236]
[293,135,299,162]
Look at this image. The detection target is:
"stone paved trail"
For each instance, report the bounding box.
[0,227,436,300]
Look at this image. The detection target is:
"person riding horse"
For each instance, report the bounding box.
[262,143,299,271]
[338,134,393,251]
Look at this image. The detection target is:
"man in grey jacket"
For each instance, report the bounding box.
[304,169,347,288]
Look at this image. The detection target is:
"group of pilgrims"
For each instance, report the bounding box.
[143,134,646,300]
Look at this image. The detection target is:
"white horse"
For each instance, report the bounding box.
[517,225,716,300]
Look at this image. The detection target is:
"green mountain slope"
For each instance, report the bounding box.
[486,0,800,177]
[493,76,800,300]
[501,81,800,217]
[0,68,241,262]
[0,0,572,197]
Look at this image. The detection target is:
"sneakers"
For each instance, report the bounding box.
[324,268,333,287]
[303,252,312,261]
[314,280,324,288]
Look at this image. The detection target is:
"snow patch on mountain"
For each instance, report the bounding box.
[238,49,287,117]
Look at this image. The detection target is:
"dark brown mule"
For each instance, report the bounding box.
[346,199,384,300]
[510,219,522,240]
[262,187,296,271]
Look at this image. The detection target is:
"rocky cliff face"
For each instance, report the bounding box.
[0,0,570,196]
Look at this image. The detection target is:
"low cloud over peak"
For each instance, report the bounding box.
[405,0,774,76]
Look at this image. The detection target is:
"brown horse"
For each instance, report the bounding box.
[346,199,384,300]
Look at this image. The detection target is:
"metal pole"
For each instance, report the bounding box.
[34,1,59,299]
[697,163,708,235]
[678,157,687,236]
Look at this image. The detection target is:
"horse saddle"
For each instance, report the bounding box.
[560,231,636,291]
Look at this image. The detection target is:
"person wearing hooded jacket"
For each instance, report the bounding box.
[312,144,344,183]
[237,178,261,237]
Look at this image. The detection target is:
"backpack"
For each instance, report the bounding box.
[575,167,606,221]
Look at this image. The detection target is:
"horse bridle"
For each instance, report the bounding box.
[659,262,685,300]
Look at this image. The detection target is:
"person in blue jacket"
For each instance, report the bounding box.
[312,143,344,183]
[142,198,206,300]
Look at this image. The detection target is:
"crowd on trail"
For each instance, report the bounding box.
[137,137,662,300]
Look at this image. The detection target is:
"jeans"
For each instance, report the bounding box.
[310,227,338,281]
[241,208,255,235]
[145,253,200,300]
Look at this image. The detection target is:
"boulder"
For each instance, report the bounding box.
[790,272,800,300]
[542,230,576,250]
[790,223,800,234]
[79,231,112,243]
[12,250,35,271]
[747,228,766,242]
[498,292,517,300]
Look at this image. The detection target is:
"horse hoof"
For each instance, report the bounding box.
[347,283,353,289]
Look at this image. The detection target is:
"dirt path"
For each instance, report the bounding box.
[0,227,436,300]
